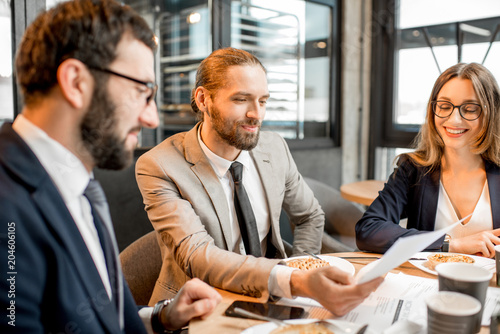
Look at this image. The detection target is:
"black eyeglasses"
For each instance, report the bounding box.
[431,100,483,121]
[86,65,158,104]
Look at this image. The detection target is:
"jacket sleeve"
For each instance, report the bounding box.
[355,159,443,253]
[0,203,45,333]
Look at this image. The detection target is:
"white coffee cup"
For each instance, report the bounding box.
[436,262,492,333]
[426,291,481,334]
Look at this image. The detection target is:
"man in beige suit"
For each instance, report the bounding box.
[136,48,383,316]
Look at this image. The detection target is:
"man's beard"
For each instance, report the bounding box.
[209,104,261,151]
[80,85,133,170]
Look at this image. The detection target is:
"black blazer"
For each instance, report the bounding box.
[0,123,146,333]
[355,156,500,253]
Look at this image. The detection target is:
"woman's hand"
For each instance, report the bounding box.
[449,229,500,258]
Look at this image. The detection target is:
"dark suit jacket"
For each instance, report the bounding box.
[0,123,146,333]
[355,157,500,253]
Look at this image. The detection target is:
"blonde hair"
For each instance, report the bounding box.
[400,63,500,169]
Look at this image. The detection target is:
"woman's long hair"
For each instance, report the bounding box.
[400,63,500,169]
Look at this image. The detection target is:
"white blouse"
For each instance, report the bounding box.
[434,180,493,238]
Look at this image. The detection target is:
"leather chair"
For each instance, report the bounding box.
[281,177,362,254]
[304,177,362,253]
[119,230,161,305]
[94,148,153,252]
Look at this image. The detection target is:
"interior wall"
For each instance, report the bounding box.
[290,0,371,190]
[341,0,372,185]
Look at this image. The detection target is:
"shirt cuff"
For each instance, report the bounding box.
[268,264,298,299]
[138,306,154,334]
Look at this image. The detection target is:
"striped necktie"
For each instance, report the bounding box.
[84,179,124,329]
[229,162,262,257]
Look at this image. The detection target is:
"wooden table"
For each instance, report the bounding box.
[188,252,494,334]
[340,180,385,206]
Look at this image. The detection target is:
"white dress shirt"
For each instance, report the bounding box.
[434,180,493,236]
[12,115,112,298]
[198,126,297,298]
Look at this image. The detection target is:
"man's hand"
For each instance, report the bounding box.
[161,278,222,330]
[450,229,500,258]
[290,266,383,316]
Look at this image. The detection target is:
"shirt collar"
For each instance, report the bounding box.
[13,115,90,199]
[197,123,251,178]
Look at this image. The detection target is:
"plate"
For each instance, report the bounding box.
[241,319,376,334]
[409,251,495,275]
[284,255,355,276]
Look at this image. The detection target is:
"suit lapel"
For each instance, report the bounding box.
[33,186,121,332]
[420,167,440,230]
[486,161,500,229]
[250,147,285,256]
[0,124,121,333]
[184,124,234,248]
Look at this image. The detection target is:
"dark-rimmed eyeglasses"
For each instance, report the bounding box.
[86,65,158,105]
[431,100,483,121]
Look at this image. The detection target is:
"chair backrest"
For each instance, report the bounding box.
[304,177,363,252]
[94,148,153,252]
[119,230,161,305]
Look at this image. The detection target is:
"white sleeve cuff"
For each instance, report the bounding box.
[138,306,154,334]
[268,264,298,299]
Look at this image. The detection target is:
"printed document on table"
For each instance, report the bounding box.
[278,272,500,332]
[341,272,500,331]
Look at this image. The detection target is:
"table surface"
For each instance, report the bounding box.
[340,180,385,206]
[188,252,494,334]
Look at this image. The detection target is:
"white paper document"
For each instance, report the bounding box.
[355,214,471,284]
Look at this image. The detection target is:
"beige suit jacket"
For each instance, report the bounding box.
[136,123,324,305]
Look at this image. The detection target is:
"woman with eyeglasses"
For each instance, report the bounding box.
[356,62,500,258]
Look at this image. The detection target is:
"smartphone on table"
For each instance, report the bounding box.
[225,300,305,320]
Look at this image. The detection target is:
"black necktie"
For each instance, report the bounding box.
[229,162,262,257]
[84,179,124,329]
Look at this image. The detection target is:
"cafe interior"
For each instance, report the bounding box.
[3,0,500,333]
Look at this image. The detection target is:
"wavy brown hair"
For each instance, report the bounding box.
[400,63,500,169]
[15,0,156,106]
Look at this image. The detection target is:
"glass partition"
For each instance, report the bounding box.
[231,0,332,139]
[156,1,211,141]
[370,0,500,178]
[394,0,500,127]
[110,0,337,146]
[123,0,211,146]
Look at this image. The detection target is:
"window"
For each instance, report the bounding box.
[9,0,338,147]
[396,0,500,128]
[230,0,335,140]
[124,0,339,147]
[370,0,500,179]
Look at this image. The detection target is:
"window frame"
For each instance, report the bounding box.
[217,0,341,149]
[369,0,500,177]
[9,0,341,149]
